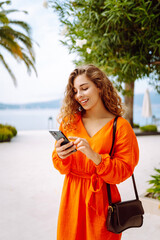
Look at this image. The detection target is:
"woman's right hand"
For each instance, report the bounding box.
[55,138,76,159]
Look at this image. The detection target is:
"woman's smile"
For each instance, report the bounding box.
[79,98,89,106]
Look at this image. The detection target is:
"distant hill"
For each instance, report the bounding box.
[0,92,159,110]
[0,99,62,110]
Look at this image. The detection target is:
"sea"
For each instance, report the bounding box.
[0,108,60,131]
[0,94,160,131]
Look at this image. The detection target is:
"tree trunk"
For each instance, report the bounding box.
[124,82,135,127]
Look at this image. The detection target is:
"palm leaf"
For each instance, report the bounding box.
[9,20,31,35]
[0,12,9,23]
[2,9,28,15]
[0,1,37,85]
[0,53,16,86]
[0,1,11,9]
[21,51,37,76]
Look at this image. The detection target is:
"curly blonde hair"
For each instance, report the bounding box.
[58,64,125,130]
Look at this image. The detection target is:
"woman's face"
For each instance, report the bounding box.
[73,74,101,111]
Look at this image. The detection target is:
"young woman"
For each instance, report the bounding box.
[52,64,139,240]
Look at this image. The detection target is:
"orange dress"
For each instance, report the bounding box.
[52,116,139,240]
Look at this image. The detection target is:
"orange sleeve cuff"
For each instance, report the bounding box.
[52,149,71,175]
[95,153,110,174]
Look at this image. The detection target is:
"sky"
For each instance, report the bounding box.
[0,0,155,104]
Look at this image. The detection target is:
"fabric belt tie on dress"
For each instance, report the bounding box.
[69,171,105,218]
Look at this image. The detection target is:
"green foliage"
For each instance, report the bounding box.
[140,124,157,132]
[4,124,17,136]
[147,168,160,201]
[0,127,13,142]
[49,0,160,92]
[0,123,17,142]
[0,0,37,86]
[133,123,140,128]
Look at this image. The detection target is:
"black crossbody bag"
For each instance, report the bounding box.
[106,116,144,234]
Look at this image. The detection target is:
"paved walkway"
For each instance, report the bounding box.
[0,130,160,240]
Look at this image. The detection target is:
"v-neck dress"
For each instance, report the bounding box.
[52,116,139,240]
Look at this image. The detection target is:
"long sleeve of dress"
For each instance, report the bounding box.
[52,123,72,175]
[95,119,139,184]
[52,150,72,174]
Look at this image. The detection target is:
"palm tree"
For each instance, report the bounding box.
[0,1,37,86]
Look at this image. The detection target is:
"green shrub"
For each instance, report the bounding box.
[0,128,13,142]
[140,125,157,132]
[147,168,160,201]
[0,124,17,142]
[4,125,17,136]
[133,123,140,128]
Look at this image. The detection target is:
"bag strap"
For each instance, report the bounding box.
[107,116,139,206]
[109,116,118,156]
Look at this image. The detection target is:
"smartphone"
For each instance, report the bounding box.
[49,130,77,152]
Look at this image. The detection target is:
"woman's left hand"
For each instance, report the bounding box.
[69,137,101,165]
